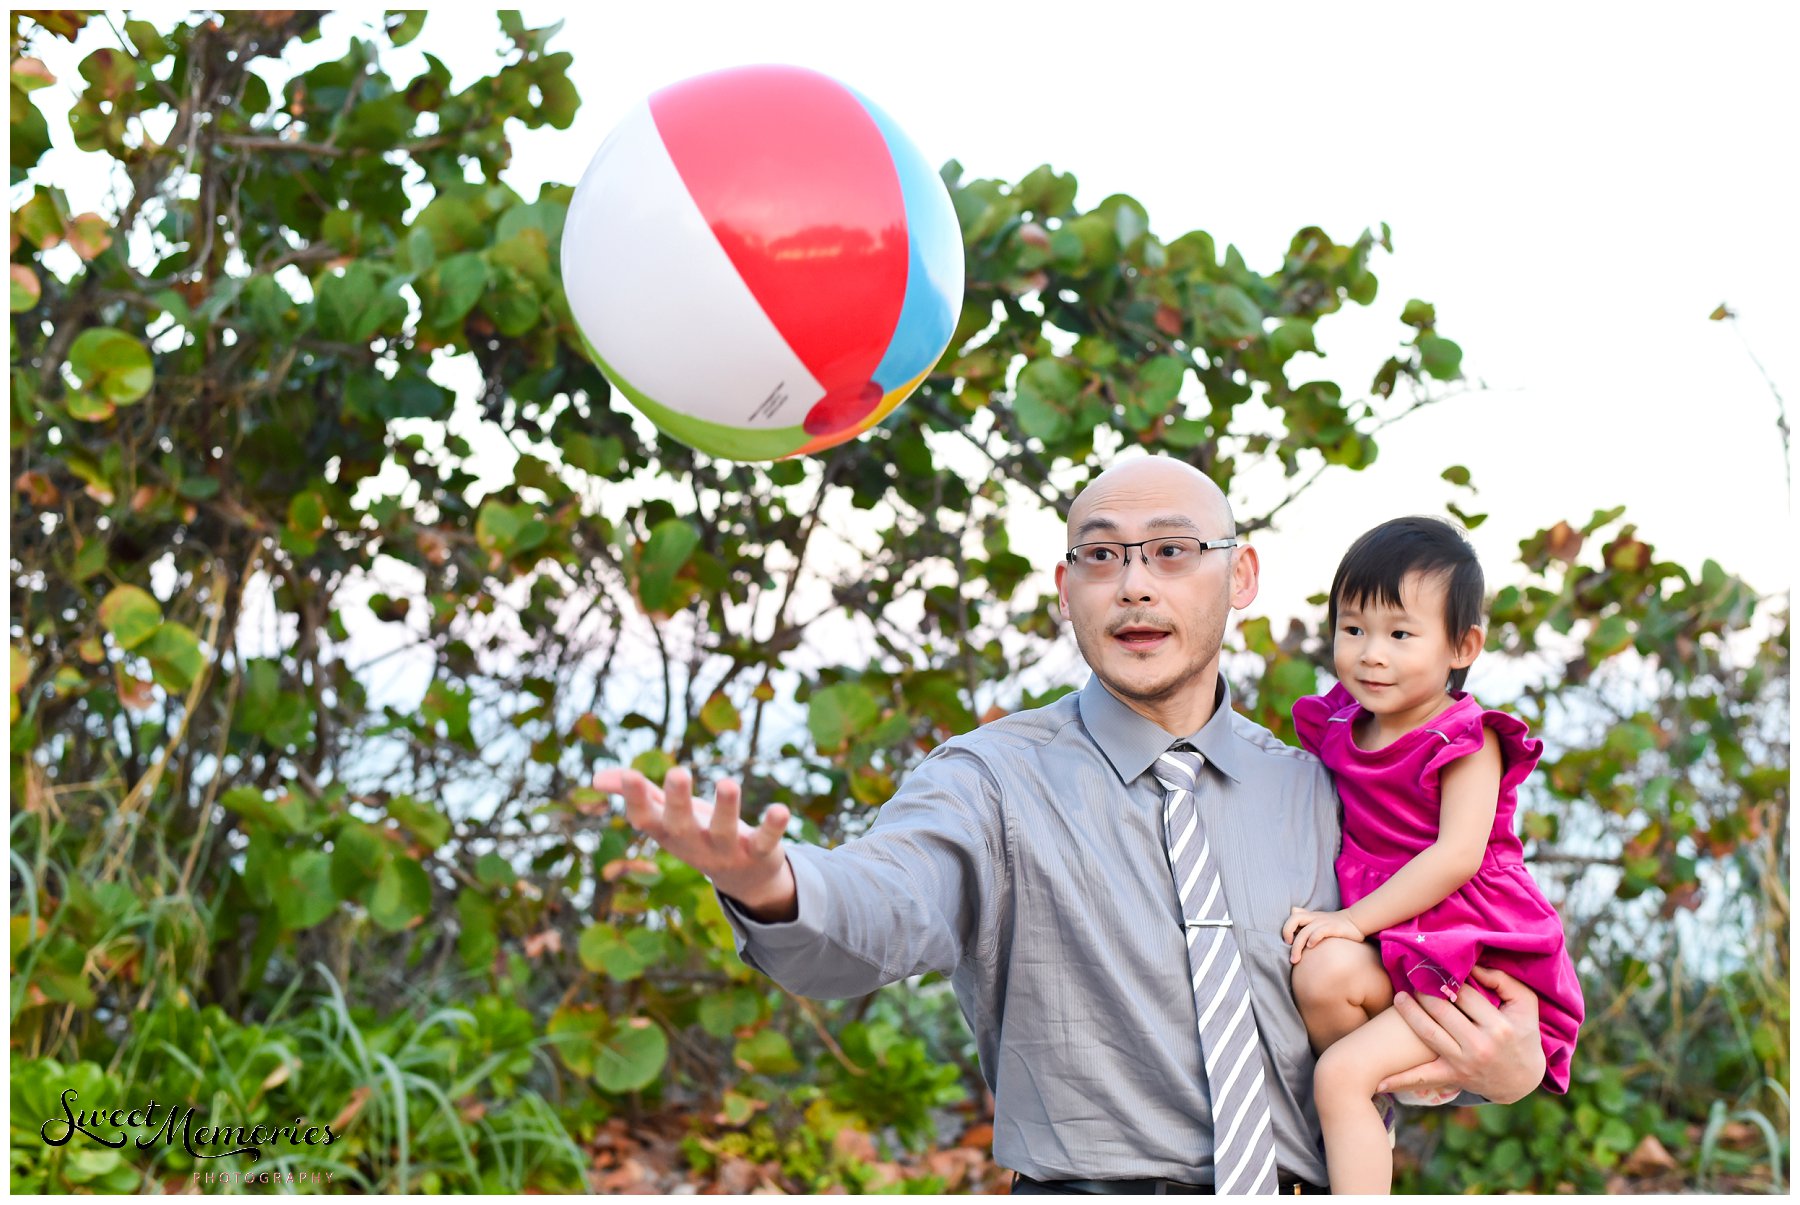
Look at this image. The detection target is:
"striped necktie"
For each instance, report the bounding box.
[1154,746,1279,1195]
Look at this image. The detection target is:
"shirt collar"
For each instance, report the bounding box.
[1078,674,1247,786]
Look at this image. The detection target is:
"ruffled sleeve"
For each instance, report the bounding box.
[1420,697,1543,795]
[1292,682,1358,758]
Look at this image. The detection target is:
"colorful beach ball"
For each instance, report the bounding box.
[560,65,965,462]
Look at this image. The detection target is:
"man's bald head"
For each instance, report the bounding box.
[1054,455,1257,734]
[1067,456,1236,546]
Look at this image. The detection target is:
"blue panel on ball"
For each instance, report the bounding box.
[850,89,966,393]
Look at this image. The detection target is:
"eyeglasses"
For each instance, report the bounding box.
[1064,537,1239,581]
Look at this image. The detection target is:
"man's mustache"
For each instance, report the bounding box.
[1106,612,1174,636]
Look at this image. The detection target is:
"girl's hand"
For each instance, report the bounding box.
[1281,906,1365,963]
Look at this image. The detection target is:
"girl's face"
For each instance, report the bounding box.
[1334,570,1482,726]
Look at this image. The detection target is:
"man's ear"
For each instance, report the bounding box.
[1229,545,1260,611]
[1054,561,1070,619]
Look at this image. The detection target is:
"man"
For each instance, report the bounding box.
[596,456,1546,1193]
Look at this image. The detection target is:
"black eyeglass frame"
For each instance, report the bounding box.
[1063,536,1240,573]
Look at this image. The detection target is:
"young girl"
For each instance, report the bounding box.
[1282,516,1584,1194]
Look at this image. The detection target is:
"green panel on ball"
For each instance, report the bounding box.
[583,340,808,462]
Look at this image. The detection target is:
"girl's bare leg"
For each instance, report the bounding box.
[1290,936,1393,1052]
[1314,1008,1438,1194]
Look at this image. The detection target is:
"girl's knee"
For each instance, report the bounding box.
[1314,1036,1383,1102]
[1293,937,1378,1007]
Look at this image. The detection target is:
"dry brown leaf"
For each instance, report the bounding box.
[330,1084,371,1132]
[925,1147,982,1190]
[602,857,658,883]
[11,264,41,310]
[523,929,563,959]
[596,1156,658,1193]
[116,671,155,711]
[863,1161,903,1190]
[1715,1119,1762,1147]
[12,56,55,86]
[15,470,58,507]
[713,1156,763,1195]
[831,1127,877,1163]
[1619,1133,1677,1176]
[417,528,451,565]
[958,1122,994,1150]
[1545,520,1583,563]
[65,213,112,260]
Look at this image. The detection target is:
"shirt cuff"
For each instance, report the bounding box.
[715,843,833,954]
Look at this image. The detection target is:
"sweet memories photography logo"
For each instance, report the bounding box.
[39,1087,339,1165]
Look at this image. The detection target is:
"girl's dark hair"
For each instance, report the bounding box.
[1327,516,1485,692]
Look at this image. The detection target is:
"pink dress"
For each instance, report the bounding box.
[1293,683,1584,1094]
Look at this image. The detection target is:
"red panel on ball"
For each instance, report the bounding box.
[649,66,908,418]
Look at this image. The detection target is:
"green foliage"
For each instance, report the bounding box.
[1421,1064,1669,1192]
[1491,514,1786,922]
[9,972,586,1193]
[8,8,1783,1194]
[820,1020,969,1151]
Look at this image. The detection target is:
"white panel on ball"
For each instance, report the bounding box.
[559,101,825,428]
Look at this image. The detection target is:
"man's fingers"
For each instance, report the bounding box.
[1470,964,1534,1009]
[1390,989,1455,1050]
[1447,977,1502,1024]
[662,767,698,840]
[710,777,744,848]
[603,770,657,833]
[1376,1057,1454,1095]
[746,803,790,858]
[1412,989,1486,1056]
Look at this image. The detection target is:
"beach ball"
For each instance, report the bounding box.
[560,65,965,462]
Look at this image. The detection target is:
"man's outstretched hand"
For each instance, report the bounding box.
[593,766,797,922]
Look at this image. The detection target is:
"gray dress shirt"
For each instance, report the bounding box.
[719,674,1341,1186]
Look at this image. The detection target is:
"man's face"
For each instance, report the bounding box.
[1054,466,1258,721]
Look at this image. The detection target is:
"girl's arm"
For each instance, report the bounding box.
[1342,727,1503,935]
[1283,727,1504,957]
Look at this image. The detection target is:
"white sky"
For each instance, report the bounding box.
[497,1,1798,624]
[19,3,1796,645]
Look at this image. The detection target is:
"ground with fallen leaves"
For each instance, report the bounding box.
[576,1104,1778,1193]
[586,1111,1010,1194]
